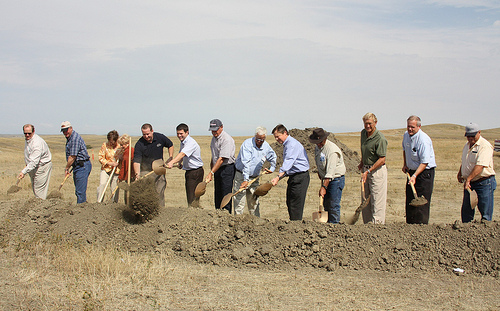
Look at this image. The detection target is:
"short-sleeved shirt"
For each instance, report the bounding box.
[461,136,496,181]
[360,129,388,166]
[280,135,309,175]
[134,132,173,172]
[402,129,436,171]
[210,130,235,166]
[315,139,346,179]
[179,135,203,170]
[65,131,90,163]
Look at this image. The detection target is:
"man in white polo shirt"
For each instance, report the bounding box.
[457,122,496,222]
[167,123,204,207]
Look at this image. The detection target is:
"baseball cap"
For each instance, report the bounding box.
[60,121,72,132]
[208,119,222,131]
[465,122,479,137]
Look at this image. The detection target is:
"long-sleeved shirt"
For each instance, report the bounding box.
[280,135,309,175]
[235,137,277,180]
[315,139,346,179]
[210,130,235,166]
[22,133,52,174]
[402,129,436,171]
[179,135,203,170]
[99,142,120,174]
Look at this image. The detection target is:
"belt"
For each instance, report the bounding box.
[236,169,243,174]
[288,171,308,177]
[363,164,385,169]
[472,175,494,183]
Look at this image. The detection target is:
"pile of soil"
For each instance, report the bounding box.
[1,199,498,277]
[129,176,159,221]
[271,128,360,174]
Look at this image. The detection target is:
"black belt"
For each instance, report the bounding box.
[74,159,90,167]
[288,171,308,177]
[472,175,494,183]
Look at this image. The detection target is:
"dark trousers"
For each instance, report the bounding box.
[287,171,310,220]
[214,164,235,213]
[185,167,204,207]
[405,168,434,224]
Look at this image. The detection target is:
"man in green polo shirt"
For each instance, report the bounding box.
[358,112,388,224]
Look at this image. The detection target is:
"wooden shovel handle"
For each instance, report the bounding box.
[406,173,418,199]
[319,196,324,212]
[58,167,73,191]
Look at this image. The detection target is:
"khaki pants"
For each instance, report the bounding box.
[97,170,119,202]
[28,161,52,199]
[362,165,387,224]
[233,170,260,216]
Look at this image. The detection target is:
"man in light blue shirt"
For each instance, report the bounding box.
[234,126,277,216]
[402,115,436,224]
[167,123,204,207]
[271,124,310,220]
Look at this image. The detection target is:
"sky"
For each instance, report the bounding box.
[1,0,500,136]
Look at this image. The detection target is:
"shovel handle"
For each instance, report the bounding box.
[58,167,73,191]
[406,173,418,198]
[319,196,324,212]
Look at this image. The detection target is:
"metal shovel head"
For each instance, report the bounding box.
[312,210,328,223]
[194,182,207,197]
[347,195,371,225]
[7,185,21,194]
[152,159,167,175]
[410,196,428,207]
[468,188,478,209]
[254,182,273,196]
[220,192,233,209]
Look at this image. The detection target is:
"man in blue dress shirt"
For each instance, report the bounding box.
[233,126,276,216]
[402,115,436,224]
[271,124,310,220]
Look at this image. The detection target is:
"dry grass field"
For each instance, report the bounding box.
[0,123,499,310]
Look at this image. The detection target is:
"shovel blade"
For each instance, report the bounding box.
[7,186,21,194]
[152,159,167,175]
[195,182,207,197]
[410,196,428,207]
[220,193,233,209]
[312,211,328,223]
[47,190,63,199]
[254,182,273,196]
[469,189,478,209]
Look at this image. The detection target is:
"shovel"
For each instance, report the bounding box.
[347,180,371,225]
[7,177,22,194]
[152,159,179,175]
[118,170,156,191]
[194,175,211,198]
[47,168,73,199]
[220,174,262,209]
[254,174,285,197]
[466,187,478,210]
[98,162,118,203]
[406,173,428,207]
[312,196,328,223]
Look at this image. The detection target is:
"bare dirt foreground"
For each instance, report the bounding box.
[0,197,499,310]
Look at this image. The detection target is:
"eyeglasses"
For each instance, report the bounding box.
[24,132,33,135]
[255,138,265,142]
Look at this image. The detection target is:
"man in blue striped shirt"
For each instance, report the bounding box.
[61,121,92,203]
[234,126,276,216]
[271,124,310,220]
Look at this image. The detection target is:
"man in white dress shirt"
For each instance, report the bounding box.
[18,124,52,199]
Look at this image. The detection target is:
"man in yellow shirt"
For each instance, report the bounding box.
[457,123,496,222]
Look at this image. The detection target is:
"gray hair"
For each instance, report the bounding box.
[255,126,267,136]
[407,115,421,127]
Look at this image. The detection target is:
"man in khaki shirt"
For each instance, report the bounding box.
[457,123,496,222]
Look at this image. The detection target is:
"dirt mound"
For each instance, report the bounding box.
[271,128,360,174]
[1,199,498,277]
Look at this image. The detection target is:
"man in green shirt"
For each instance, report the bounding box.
[358,113,388,224]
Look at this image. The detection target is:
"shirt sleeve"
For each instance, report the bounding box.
[266,145,277,172]
[376,136,388,158]
[476,143,494,166]
[239,141,254,180]
[218,135,234,159]
[324,149,339,179]
[133,141,143,163]
[22,141,43,174]
[280,141,299,174]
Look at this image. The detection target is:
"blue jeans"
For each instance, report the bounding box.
[73,160,92,203]
[462,175,496,222]
[324,175,345,224]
